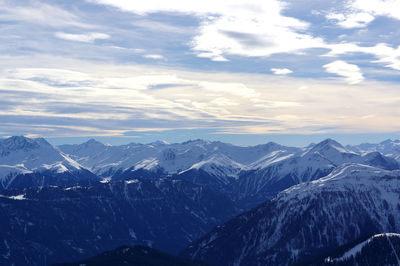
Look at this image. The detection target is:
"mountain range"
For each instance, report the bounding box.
[181,164,400,265]
[2,136,400,265]
[0,136,99,190]
[58,137,400,209]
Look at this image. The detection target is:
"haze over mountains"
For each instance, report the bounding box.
[1,136,400,265]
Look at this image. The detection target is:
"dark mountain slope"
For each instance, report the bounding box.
[0,178,237,266]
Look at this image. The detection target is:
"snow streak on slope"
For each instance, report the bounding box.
[332,233,400,262]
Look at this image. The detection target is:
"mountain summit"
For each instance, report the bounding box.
[0,136,98,190]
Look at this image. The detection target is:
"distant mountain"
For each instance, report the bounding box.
[0,178,237,266]
[300,233,400,266]
[347,139,400,161]
[181,164,400,266]
[4,136,400,210]
[0,136,99,190]
[58,138,400,210]
[53,245,207,266]
[59,139,297,192]
[174,154,243,191]
[228,139,399,208]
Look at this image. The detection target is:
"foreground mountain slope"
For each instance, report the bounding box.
[0,179,237,266]
[0,136,99,190]
[181,164,400,266]
[53,245,207,266]
[300,233,400,266]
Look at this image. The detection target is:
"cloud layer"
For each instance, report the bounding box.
[1,56,400,138]
[0,0,399,140]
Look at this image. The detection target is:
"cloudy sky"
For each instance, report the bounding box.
[1,0,400,146]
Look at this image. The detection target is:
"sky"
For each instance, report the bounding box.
[0,0,400,146]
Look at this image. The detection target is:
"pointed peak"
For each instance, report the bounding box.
[380,139,400,145]
[312,138,343,149]
[82,139,104,146]
[1,135,51,151]
[380,139,393,145]
[148,140,170,145]
[320,138,342,145]
[264,141,281,147]
[308,138,355,155]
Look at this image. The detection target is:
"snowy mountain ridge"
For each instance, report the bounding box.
[330,233,400,263]
[347,139,400,161]
[2,136,400,209]
[181,163,400,265]
[0,136,98,190]
[58,139,301,179]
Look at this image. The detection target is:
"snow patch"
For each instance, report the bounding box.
[0,194,26,200]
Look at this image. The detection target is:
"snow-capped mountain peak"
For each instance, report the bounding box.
[0,136,97,190]
[0,136,50,152]
[180,153,243,177]
[307,138,357,156]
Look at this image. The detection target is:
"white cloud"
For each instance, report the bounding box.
[198,81,260,98]
[327,0,400,29]
[88,0,326,60]
[323,60,364,84]
[326,43,400,71]
[87,0,400,73]
[143,54,164,60]
[326,12,375,28]
[351,0,400,20]
[55,32,110,43]
[270,68,293,75]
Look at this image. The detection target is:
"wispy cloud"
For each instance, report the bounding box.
[143,54,164,60]
[326,43,400,71]
[323,60,364,84]
[0,1,93,28]
[0,0,400,140]
[1,56,400,138]
[55,32,110,43]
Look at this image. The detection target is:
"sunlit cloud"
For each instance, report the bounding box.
[326,43,400,71]
[326,12,375,28]
[351,0,400,21]
[55,32,110,43]
[1,56,400,138]
[270,68,293,75]
[323,60,364,84]
[143,54,164,60]
[88,0,326,60]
